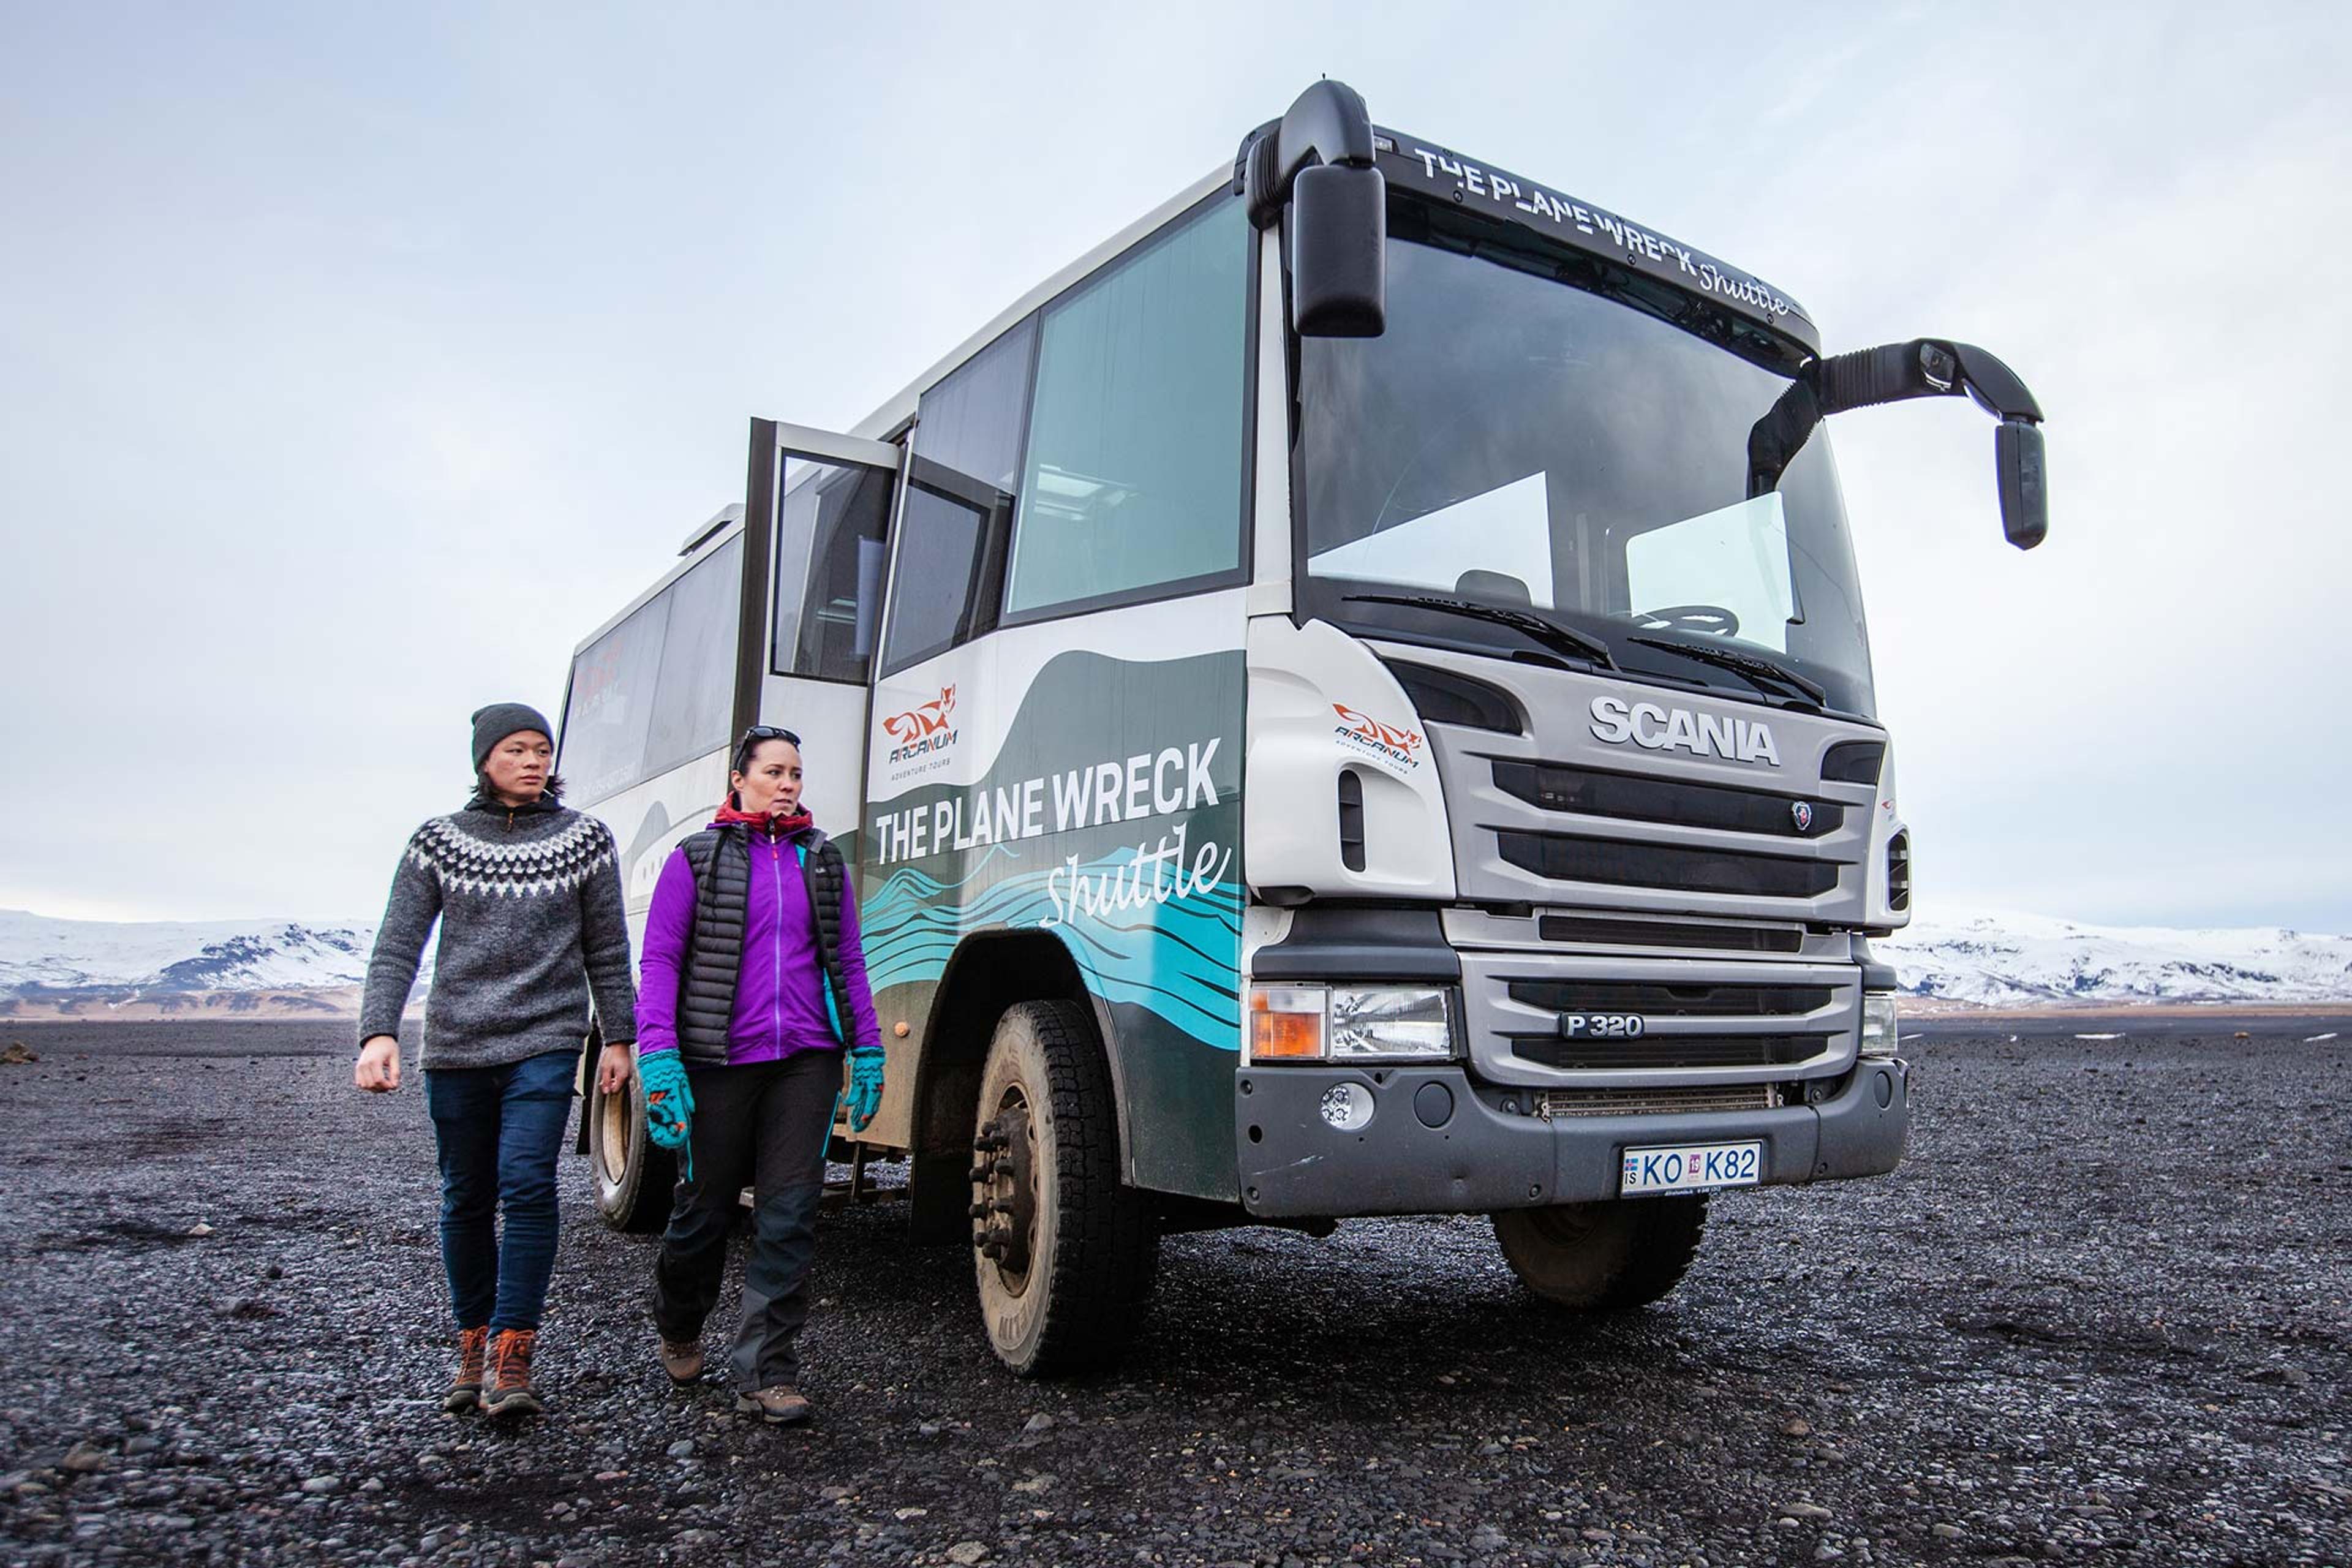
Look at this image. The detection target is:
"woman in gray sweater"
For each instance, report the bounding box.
[354,703,638,1418]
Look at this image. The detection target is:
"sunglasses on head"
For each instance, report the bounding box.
[733,725,802,771]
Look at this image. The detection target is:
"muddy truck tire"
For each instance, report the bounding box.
[969,1000,1158,1375]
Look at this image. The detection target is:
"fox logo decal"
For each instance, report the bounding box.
[883,685,957,745]
[883,687,959,765]
[1331,703,1425,774]
[1332,704,1423,756]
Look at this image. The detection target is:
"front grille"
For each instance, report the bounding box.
[1510,1033,1831,1070]
[1493,760,1841,839]
[1496,831,1839,899]
[1505,978,1834,1017]
[1537,914,1804,954]
[1534,1083,1782,1119]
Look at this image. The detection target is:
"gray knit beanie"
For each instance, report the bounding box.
[471,702,553,769]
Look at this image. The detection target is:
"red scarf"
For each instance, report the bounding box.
[714,800,814,839]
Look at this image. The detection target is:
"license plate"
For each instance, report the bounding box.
[1620,1140,1762,1195]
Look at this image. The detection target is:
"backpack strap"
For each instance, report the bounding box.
[794,832,856,1046]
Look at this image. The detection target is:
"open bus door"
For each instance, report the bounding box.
[739,418,903,848]
[581,418,902,1234]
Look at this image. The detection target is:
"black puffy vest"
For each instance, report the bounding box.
[673,824,856,1066]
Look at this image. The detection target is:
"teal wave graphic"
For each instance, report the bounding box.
[862,844,1242,1049]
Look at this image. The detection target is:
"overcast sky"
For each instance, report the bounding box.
[4,3,2346,932]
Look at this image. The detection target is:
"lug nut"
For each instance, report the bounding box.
[967,1202,987,1218]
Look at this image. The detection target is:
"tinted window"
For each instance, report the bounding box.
[772,457,894,682]
[646,537,742,773]
[1005,200,1248,617]
[561,537,741,803]
[561,598,667,803]
[880,319,1037,674]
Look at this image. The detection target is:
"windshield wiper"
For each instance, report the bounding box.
[1628,635,1826,706]
[1345,593,1616,669]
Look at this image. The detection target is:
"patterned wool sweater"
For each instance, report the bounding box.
[359,792,638,1070]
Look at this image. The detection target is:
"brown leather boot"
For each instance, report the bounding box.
[734,1385,812,1425]
[658,1333,704,1386]
[443,1325,490,1414]
[481,1329,543,1418]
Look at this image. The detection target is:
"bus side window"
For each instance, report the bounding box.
[879,318,1038,676]
[560,537,744,802]
[1003,198,1249,619]
[772,459,895,684]
[646,536,743,769]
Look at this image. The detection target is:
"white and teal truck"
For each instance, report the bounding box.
[557,81,2048,1375]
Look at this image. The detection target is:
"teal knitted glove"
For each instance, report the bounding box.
[846,1049,884,1132]
[639,1050,694,1156]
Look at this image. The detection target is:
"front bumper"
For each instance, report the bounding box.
[1235,1055,1909,1218]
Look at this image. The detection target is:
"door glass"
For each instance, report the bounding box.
[772,458,895,683]
[881,318,1038,673]
[1005,200,1249,616]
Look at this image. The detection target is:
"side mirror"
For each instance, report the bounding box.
[1289,163,1386,337]
[1995,419,2046,550]
[1747,337,2049,551]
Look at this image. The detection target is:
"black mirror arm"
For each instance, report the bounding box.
[1240,81,1378,229]
[1747,337,2046,495]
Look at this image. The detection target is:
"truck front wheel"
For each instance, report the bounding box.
[587,1067,676,1234]
[969,1000,1158,1375]
[1491,1196,1708,1309]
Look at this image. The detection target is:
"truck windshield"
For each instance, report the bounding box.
[1297,201,1877,719]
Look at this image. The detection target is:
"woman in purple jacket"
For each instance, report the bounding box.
[633,726,885,1425]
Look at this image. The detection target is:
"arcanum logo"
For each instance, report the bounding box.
[1588,695,1781,767]
[883,686,959,764]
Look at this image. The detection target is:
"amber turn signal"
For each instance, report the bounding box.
[1251,1010,1322,1059]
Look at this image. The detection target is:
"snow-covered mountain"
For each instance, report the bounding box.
[1,906,2346,1016]
[1876,909,2352,1008]
[0,909,405,1017]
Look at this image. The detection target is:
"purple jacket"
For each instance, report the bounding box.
[636,820,883,1064]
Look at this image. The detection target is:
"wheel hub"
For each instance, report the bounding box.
[970,1098,1038,1282]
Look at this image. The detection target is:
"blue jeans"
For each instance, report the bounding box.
[424,1049,578,1332]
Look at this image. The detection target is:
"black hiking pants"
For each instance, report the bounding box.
[650,1047,839,1392]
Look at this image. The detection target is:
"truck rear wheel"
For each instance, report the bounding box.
[970,1000,1158,1376]
[588,1068,676,1234]
[1492,1195,1708,1310]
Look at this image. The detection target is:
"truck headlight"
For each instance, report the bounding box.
[1329,986,1454,1061]
[1246,984,1459,1063]
[1860,993,1900,1059]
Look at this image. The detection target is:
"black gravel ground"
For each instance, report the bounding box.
[1,1018,2346,1567]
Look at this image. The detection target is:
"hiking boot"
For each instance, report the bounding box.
[658,1333,704,1386]
[481,1328,543,1418]
[443,1325,490,1414]
[733,1385,812,1425]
